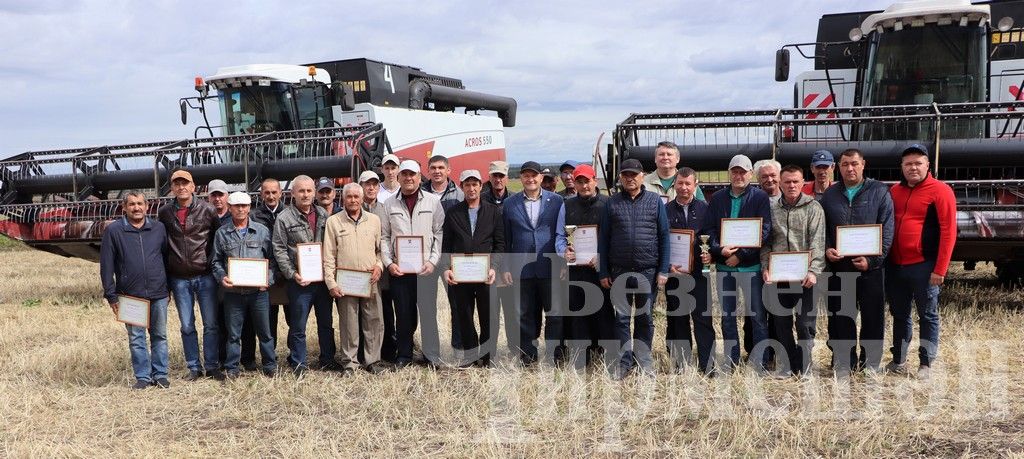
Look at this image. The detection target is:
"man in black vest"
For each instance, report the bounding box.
[599,159,671,379]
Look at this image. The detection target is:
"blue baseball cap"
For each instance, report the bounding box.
[811,150,834,167]
[902,143,929,157]
[559,160,580,172]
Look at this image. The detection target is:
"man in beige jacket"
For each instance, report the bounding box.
[760,164,826,378]
[324,183,385,375]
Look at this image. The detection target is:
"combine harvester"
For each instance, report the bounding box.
[609,0,1024,284]
[0,58,516,261]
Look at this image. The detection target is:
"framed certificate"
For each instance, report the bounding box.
[669,229,694,273]
[768,251,810,283]
[720,217,763,248]
[228,257,270,288]
[451,254,491,283]
[336,268,373,298]
[116,294,150,328]
[836,224,883,257]
[396,235,425,273]
[568,225,598,267]
[296,242,324,283]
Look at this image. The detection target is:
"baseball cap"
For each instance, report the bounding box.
[520,161,542,174]
[460,169,483,183]
[811,150,835,167]
[170,169,193,183]
[358,171,380,183]
[381,153,400,166]
[399,159,421,174]
[728,154,753,171]
[573,164,597,180]
[227,191,251,206]
[489,160,509,176]
[207,179,228,195]
[619,159,643,174]
[316,177,334,191]
[559,160,579,172]
[902,143,929,157]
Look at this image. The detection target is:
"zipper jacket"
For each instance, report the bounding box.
[760,193,826,274]
[889,173,958,276]
[819,178,894,272]
[212,219,276,294]
[157,196,220,277]
[272,204,328,281]
[99,217,169,303]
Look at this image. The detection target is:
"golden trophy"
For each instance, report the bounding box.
[564,225,577,265]
[699,234,712,273]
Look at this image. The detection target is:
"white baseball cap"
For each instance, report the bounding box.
[728,154,753,172]
[358,170,381,183]
[398,159,420,174]
[460,169,482,183]
[207,179,229,195]
[227,191,252,205]
[381,154,401,165]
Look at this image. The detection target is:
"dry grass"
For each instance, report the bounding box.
[1,248,1023,457]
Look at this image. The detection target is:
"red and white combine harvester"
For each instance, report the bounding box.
[609,0,1024,284]
[0,58,516,260]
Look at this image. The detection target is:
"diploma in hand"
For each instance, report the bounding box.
[335,268,372,298]
[669,229,694,273]
[228,257,270,288]
[836,224,883,257]
[116,295,150,328]
[768,251,811,283]
[396,235,425,273]
[567,225,598,267]
[296,242,324,282]
[720,217,763,248]
[451,254,490,283]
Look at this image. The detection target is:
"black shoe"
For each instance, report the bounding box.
[293,366,307,379]
[242,362,259,372]
[184,370,203,382]
[207,369,226,381]
[319,361,343,372]
[154,378,171,389]
[395,360,413,370]
[458,360,477,369]
[226,371,241,380]
[263,368,277,378]
[131,380,151,390]
[365,362,390,374]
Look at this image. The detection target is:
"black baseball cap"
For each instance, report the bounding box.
[902,143,929,157]
[520,161,543,174]
[619,159,643,174]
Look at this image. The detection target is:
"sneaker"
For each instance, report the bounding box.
[885,361,908,375]
[917,365,931,381]
[184,370,203,382]
[207,369,226,381]
[154,378,171,389]
[131,380,151,390]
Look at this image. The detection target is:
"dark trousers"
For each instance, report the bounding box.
[767,283,817,374]
[391,273,441,364]
[827,268,886,371]
[359,287,396,364]
[666,272,715,373]
[493,284,520,357]
[566,268,614,347]
[518,277,558,364]
[718,271,768,368]
[448,283,493,363]
[887,261,941,366]
[224,291,276,373]
[744,310,776,362]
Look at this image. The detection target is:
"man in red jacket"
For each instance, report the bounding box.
[887,144,957,380]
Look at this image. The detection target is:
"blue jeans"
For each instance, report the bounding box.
[285,281,334,368]
[887,261,941,366]
[169,274,220,372]
[224,291,276,373]
[610,268,657,373]
[126,296,169,383]
[717,271,767,368]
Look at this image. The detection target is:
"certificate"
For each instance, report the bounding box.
[116,294,150,328]
[228,257,270,288]
[768,251,810,283]
[396,235,425,273]
[296,242,324,283]
[452,254,491,283]
[720,218,763,248]
[836,224,883,257]
[569,225,598,267]
[336,268,372,298]
[669,229,694,273]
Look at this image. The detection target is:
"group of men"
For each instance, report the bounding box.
[100,141,956,388]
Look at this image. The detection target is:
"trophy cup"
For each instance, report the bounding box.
[699,234,712,273]
[564,225,577,265]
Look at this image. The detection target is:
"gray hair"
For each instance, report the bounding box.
[342,182,364,197]
[292,175,314,188]
[753,159,782,180]
[122,190,147,204]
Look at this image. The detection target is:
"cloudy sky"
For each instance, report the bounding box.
[0,0,894,163]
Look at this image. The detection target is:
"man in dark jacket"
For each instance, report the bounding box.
[820,148,894,376]
[101,192,170,389]
[599,159,671,379]
[563,164,612,366]
[482,160,517,358]
[665,167,715,375]
[441,169,505,367]
[243,177,287,371]
[703,155,772,372]
[157,169,223,381]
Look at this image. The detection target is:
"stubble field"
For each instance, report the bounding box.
[0,239,1023,457]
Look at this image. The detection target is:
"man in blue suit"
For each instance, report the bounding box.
[502,161,568,365]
